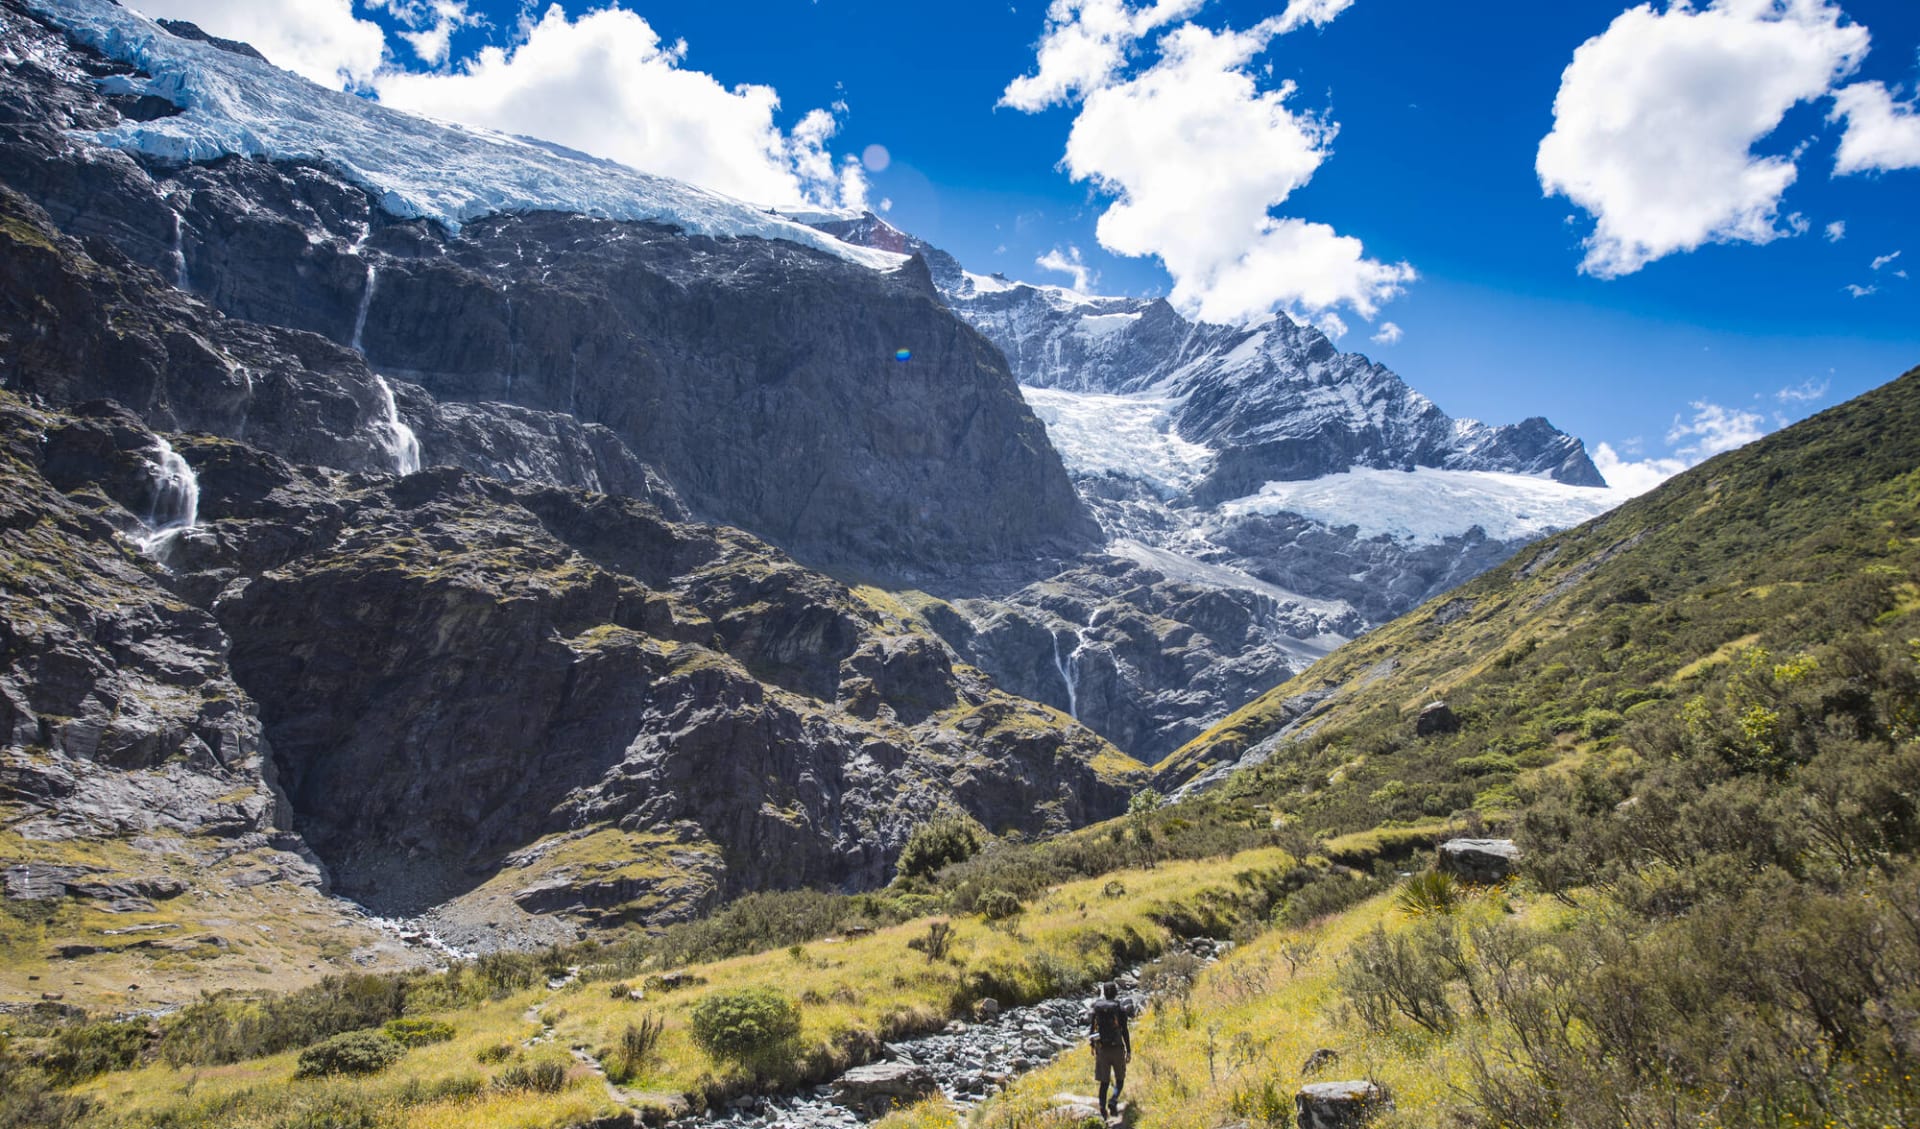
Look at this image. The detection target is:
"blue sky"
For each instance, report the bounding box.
[138,0,1920,489]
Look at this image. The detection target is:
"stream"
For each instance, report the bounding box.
[664,938,1228,1129]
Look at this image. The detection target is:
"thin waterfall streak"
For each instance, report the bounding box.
[350,264,378,354]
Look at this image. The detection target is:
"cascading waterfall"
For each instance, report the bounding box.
[168,210,188,289]
[350,263,378,353]
[1050,628,1086,720]
[131,437,199,560]
[372,375,422,475]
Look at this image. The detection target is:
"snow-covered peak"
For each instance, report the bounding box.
[30,0,904,269]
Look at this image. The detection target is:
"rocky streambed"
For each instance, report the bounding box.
[665,940,1227,1129]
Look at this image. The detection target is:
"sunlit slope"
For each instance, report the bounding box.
[1157,364,1920,825]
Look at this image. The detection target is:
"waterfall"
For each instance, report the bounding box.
[350,264,378,353]
[1051,628,1085,720]
[132,437,199,560]
[168,211,188,289]
[372,376,422,475]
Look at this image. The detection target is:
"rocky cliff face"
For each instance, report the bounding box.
[0,130,1141,956]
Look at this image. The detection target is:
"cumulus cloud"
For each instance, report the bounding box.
[374,5,855,208]
[1007,4,1409,326]
[1537,0,1869,278]
[1036,245,1098,291]
[1593,398,1774,497]
[1831,81,1920,174]
[1592,442,1688,497]
[999,0,1205,112]
[1370,321,1403,345]
[129,0,387,89]
[1844,282,1877,297]
[1871,249,1902,270]
[1824,219,1846,241]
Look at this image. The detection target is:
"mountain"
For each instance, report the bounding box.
[2,0,1097,584]
[809,212,1625,750]
[0,0,1151,968]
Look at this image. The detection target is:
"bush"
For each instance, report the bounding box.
[495,1049,570,1093]
[1276,872,1386,928]
[895,812,987,882]
[906,919,955,962]
[381,1018,455,1047]
[294,1030,405,1078]
[609,1014,664,1084]
[1394,870,1461,917]
[474,1041,514,1064]
[688,987,802,1066]
[977,889,1024,921]
[40,1019,151,1085]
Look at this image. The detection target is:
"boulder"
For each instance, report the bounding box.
[1295,1080,1392,1129]
[971,997,1002,1021]
[1437,838,1519,884]
[831,1061,938,1117]
[1414,701,1459,736]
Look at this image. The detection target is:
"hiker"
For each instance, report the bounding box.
[1088,981,1133,1120]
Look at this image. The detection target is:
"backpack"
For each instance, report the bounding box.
[1091,1000,1126,1047]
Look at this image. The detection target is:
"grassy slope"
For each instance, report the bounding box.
[1159,366,1920,834]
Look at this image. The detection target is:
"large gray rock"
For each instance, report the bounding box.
[831,1061,938,1117]
[1295,1080,1392,1129]
[1437,838,1520,884]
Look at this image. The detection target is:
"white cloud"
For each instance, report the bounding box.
[1592,442,1688,497]
[880,197,894,213]
[1592,397,1772,497]
[1667,399,1765,460]
[375,0,481,67]
[1775,378,1829,404]
[1009,8,1409,326]
[129,0,387,89]
[374,5,853,208]
[1036,245,1097,291]
[1871,249,1902,270]
[1831,81,1920,174]
[999,0,1207,112]
[838,155,871,213]
[1824,219,1846,241]
[1370,321,1403,345]
[1844,282,1877,297]
[1314,311,1349,340]
[1536,0,1869,278]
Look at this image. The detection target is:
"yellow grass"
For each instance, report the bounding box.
[969,885,1571,1129]
[64,848,1296,1128]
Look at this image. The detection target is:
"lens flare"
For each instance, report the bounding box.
[894,348,912,362]
[862,144,891,173]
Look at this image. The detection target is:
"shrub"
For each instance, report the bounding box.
[895,812,987,882]
[1394,870,1461,917]
[977,889,1024,921]
[381,1018,455,1047]
[609,1014,664,1084]
[495,1049,570,1093]
[474,1041,514,1065]
[688,987,802,1066]
[906,919,955,962]
[40,1019,151,1085]
[294,1030,404,1078]
[1336,924,1456,1034]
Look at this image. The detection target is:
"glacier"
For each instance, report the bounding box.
[28,0,904,269]
[1218,466,1630,546]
